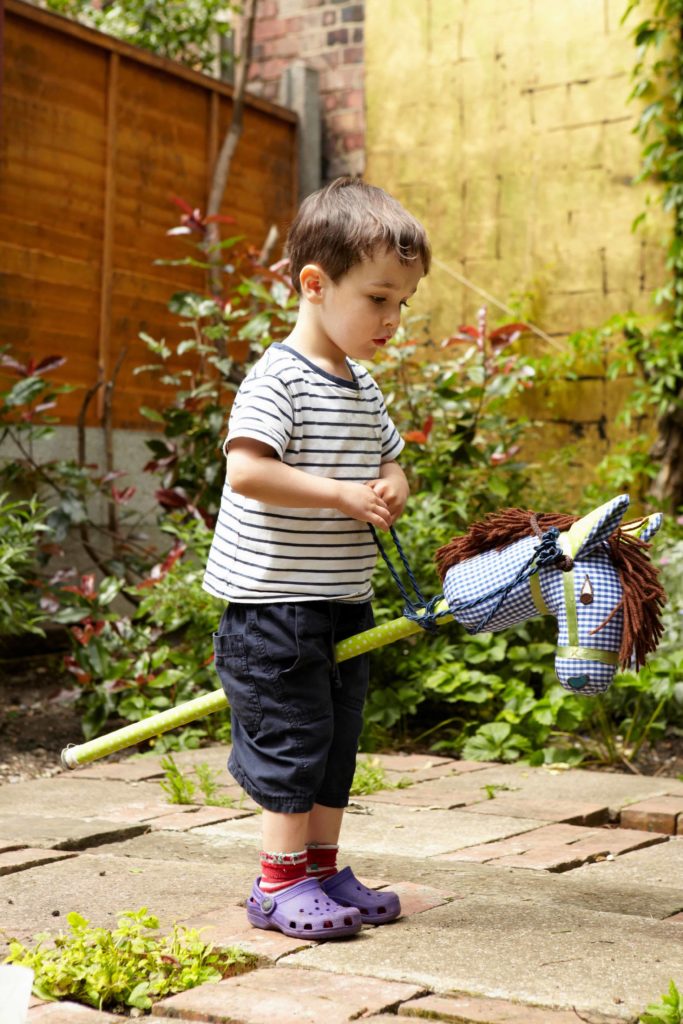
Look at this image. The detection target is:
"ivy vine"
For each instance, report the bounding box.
[621,0,683,508]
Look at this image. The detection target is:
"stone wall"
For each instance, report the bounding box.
[363,0,667,484]
[249,0,365,180]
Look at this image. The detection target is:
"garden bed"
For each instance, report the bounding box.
[2,654,682,786]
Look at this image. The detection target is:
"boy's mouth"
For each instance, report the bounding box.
[372,337,388,346]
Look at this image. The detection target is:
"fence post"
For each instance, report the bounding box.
[280,61,321,200]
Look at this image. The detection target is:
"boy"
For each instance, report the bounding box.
[203,177,430,939]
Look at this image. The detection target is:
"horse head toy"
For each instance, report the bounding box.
[435,494,665,695]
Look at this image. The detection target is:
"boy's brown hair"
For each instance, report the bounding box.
[286,177,431,294]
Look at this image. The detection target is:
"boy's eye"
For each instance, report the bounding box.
[370,296,385,304]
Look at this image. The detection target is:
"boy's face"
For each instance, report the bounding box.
[303,249,424,366]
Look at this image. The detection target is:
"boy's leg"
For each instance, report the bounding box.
[308,804,344,845]
[213,602,362,938]
[312,601,374,809]
[312,601,401,924]
[306,803,344,882]
[213,602,336,813]
[259,809,309,893]
[262,809,310,851]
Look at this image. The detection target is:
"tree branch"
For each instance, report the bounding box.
[205,0,259,295]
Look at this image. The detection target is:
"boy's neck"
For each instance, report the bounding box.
[283,313,353,380]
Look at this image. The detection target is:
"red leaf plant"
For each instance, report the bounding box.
[404,416,434,445]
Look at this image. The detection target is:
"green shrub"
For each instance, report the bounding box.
[159,754,242,808]
[0,494,49,637]
[350,756,411,796]
[4,908,257,1013]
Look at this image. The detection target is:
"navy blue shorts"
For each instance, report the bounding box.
[212,600,374,814]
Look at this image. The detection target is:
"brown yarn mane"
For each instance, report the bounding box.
[434,507,666,671]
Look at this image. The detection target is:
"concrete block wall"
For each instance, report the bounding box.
[362,0,668,489]
[248,0,365,180]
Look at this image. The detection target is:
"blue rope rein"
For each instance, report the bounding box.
[371,523,570,634]
[370,524,445,633]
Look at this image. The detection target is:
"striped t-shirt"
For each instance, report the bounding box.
[203,343,404,603]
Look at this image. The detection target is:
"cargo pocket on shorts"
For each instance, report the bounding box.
[257,603,332,726]
[213,631,263,737]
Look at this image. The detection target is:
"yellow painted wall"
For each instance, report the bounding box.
[365,0,668,486]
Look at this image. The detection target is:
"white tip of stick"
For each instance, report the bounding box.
[61,745,80,770]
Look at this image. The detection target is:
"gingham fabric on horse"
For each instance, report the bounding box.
[442,535,540,633]
[440,495,663,697]
[543,543,624,695]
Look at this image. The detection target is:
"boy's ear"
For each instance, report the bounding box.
[299,263,327,303]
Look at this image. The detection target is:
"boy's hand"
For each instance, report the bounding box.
[367,463,409,523]
[335,481,393,530]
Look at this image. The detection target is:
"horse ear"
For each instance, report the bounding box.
[564,494,631,560]
[621,512,664,544]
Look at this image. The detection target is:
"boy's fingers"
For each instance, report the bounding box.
[370,502,392,529]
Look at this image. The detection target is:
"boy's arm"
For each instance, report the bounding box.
[227,437,393,530]
[367,461,409,524]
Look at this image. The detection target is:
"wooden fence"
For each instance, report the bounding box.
[0,0,298,427]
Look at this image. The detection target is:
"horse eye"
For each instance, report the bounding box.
[579,574,594,605]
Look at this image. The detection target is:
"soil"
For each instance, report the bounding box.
[0,653,85,784]
[1,652,683,785]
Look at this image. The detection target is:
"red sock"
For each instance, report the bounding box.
[306,843,338,882]
[259,849,307,893]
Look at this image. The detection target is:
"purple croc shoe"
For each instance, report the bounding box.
[321,866,401,924]
[246,876,362,939]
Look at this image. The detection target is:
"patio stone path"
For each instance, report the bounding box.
[0,746,681,1023]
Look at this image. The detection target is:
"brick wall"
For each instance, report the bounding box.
[249,0,365,180]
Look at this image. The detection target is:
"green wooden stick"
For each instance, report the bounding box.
[60,600,452,769]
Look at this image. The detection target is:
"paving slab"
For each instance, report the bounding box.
[195,803,547,858]
[357,776,470,808]
[384,880,458,916]
[437,822,666,870]
[91,827,260,865]
[0,776,181,822]
[66,758,166,782]
[397,992,624,1023]
[27,1004,121,1022]
[379,757,496,784]
[285,895,683,1022]
[466,797,610,825]
[0,847,77,875]
[402,763,683,815]
[368,753,460,771]
[384,763,488,785]
[179,905,318,960]
[378,851,683,920]
[0,814,149,850]
[0,850,254,954]
[153,964,425,1023]
[567,835,683,888]
[619,794,683,834]
[148,805,255,830]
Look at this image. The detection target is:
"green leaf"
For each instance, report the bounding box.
[127,981,152,1009]
[97,577,122,606]
[66,912,88,929]
[139,405,166,423]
